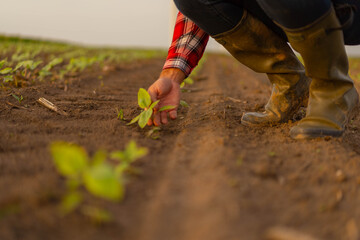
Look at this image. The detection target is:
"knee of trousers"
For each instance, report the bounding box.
[173,0,207,20]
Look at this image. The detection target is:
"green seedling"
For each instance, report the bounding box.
[110,140,148,175]
[180,100,189,108]
[2,75,13,83]
[39,58,63,78]
[180,77,194,88]
[14,60,42,71]
[116,108,124,120]
[50,140,147,222]
[11,93,23,103]
[268,151,276,157]
[127,88,175,128]
[146,127,161,140]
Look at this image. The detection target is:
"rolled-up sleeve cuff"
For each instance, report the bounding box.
[163,56,192,77]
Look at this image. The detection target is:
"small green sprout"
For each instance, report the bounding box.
[236,157,243,166]
[127,88,175,128]
[11,93,23,103]
[116,108,124,120]
[110,140,148,175]
[180,100,189,108]
[146,126,161,140]
[268,151,276,157]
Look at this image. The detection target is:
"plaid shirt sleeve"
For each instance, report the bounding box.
[163,12,209,77]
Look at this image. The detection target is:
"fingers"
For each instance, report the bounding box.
[147,88,159,110]
[153,111,161,126]
[169,110,177,120]
[161,111,168,124]
[148,110,177,126]
[147,118,153,126]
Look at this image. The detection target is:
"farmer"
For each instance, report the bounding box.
[147,0,360,139]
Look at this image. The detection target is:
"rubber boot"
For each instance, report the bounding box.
[283,7,359,139]
[213,11,311,126]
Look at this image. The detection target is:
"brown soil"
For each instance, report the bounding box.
[1,54,360,240]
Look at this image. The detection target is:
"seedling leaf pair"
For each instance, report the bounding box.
[110,140,148,163]
[50,140,148,221]
[128,88,175,128]
[51,142,123,201]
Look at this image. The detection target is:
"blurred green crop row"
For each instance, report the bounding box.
[0,36,166,88]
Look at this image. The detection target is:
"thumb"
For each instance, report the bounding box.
[147,87,161,111]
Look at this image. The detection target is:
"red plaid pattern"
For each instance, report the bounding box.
[163,12,209,77]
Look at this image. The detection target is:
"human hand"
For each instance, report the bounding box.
[147,68,185,126]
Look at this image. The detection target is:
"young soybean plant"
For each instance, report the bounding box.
[50,140,147,223]
[127,88,175,128]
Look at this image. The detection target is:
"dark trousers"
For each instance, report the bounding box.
[173,0,360,45]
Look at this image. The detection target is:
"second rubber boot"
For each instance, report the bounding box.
[213,11,311,126]
[284,7,359,139]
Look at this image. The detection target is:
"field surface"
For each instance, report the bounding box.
[1,44,360,240]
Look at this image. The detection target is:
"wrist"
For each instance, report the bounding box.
[160,68,186,85]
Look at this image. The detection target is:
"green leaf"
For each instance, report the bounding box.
[92,150,107,166]
[149,100,160,110]
[138,108,153,128]
[0,60,6,69]
[180,100,189,108]
[180,82,185,88]
[3,75,13,83]
[184,77,194,85]
[138,88,151,109]
[110,140,148,163]
[11,94,23,103]
[0,68,13,74]
[159,105,176,112]
[39,70,52,77]
[14,61,32,71]
[83,163,123,201]
[42,58,63,72]
[50,142,88,177]
[127,113,140,125]
[14,60,32,72]
[60,191,82,215]
[29,60,42,70]
[48,57,63,67]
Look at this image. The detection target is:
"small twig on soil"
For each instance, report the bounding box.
[226,96,243,103]
[5,101,31,111]
[36,97,69,116]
